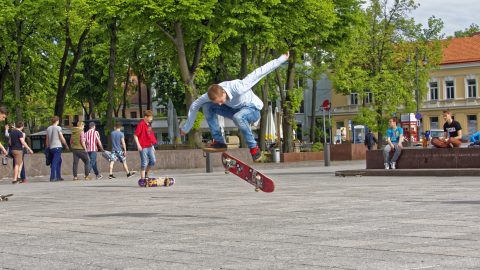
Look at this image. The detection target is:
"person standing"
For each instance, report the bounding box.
[85,122,103,179]
[46,116,69,181]
[383,118,404,170]
[70,121,91,180]
[134,110,157,180]
[431,110,462,148]
[5,123,26,181]
[364,130,378,150]
[9,121,33,184]
[108,122,136,179]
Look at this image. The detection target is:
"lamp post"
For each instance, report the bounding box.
[407,47,427,140]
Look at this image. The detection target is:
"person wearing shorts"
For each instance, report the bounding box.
[9,121,33,184]
[108,122,135,179]
[134,110,157,180]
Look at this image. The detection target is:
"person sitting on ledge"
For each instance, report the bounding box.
[384,117,403,170]
[431,110,462,148]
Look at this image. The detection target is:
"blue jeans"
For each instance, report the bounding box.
[139,146,156,170]
[202,103,260,149]
[49,148,62,180]
[88,152,100,176]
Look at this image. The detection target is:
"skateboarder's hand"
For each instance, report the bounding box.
[284,51,290,60]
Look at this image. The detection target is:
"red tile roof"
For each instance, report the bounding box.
[442,34,480,65]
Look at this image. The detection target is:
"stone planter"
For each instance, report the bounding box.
[330,143,366,161]
[281,151,324,162]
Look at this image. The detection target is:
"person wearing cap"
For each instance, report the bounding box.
[85,121,104,179]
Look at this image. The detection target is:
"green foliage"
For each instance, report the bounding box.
[453,23,480,38]
[311,142,323,152]
[192,111,204,131]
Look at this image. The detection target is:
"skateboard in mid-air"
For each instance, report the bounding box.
[221,152,275,193]
[0,194,13,201]
[138,177,175,188]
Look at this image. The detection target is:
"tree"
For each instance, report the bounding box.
[453,23,479,38]
[331,0,443,142]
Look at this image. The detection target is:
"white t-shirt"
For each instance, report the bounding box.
[47,125,63,149]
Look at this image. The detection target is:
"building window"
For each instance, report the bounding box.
[364,92,373,104]
[468,115,477,135]
[445,80,455,99]
[467,79,477,98]
[429,82,438,100]
[430,117,439,129]
[350,93,358,105]
[130,111,137,119]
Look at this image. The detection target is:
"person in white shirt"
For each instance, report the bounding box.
[180,52,289,162]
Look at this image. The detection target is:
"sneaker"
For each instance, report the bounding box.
[84,175,92,180]
[204,141,227,152]
[19,179,27,183]
[96,175,103,180]
[12,180,19,184]
[109,174,116,179]
[73,177,79,181]
[390,162,396,170]
[384,163,390,170]
[250,146,262,162]
[127,171,136,178]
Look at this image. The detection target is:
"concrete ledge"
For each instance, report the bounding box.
[281,151,324,162]
[0,148,251,179]
[367,147,480,169]
[336,169,480,177]
[331,144,366,161]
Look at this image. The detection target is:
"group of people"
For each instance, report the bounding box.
[364,110,463,170]
[0,109,162,184]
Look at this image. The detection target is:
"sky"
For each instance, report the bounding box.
[410,0,479,36]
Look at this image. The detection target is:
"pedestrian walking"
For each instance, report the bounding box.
[9,121,33,184]
[364,130,377,150]
[46,116,69,181]
[108,122,135,179]
[70,121,91,180]
[85,122,103,179]
[0,107,8,156]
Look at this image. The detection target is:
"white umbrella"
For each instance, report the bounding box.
[265,105,276,142]
[275,106,283,139]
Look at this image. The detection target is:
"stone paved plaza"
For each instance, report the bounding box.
[1,161,480,269]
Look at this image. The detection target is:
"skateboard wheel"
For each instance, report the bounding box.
[255,188,260,192]
[255,175,261,180]
[224,171,230,174]
[4,198,8,201]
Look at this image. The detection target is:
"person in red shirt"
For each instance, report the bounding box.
[134,110,157,179]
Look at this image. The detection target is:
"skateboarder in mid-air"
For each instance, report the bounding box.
[180,52,290,162]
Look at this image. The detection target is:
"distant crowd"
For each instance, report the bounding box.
[0,107,158,184]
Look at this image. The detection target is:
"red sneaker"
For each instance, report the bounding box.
[250,146,262,162]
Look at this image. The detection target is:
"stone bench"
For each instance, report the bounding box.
[366,147,480,169]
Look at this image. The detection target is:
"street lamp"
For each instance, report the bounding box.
[406,47,428,139]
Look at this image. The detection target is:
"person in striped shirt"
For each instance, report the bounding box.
[85,122,104,179]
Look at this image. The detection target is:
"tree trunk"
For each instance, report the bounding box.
[282,49,296,153]
[309,78,317,142]
[145,74,151,110]
[14,43,24,121]
[0,63,9,103]
[259,82,269,151]
[122,65,130,118]
[239,43,248,78]
[105,18,117,147]
[137,73,143,117]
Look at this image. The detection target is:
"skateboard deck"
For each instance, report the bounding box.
[221,152,275,192]
[0,194,13,201]
[138,177,175,188]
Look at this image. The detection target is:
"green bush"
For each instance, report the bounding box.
[311,142,323,152]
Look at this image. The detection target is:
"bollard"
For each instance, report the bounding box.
[324,143,330,167]
[204,151,213,173]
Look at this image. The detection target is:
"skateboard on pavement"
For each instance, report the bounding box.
[221,152,275,193]
[0,194,13,201]
[138,177,175,188]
